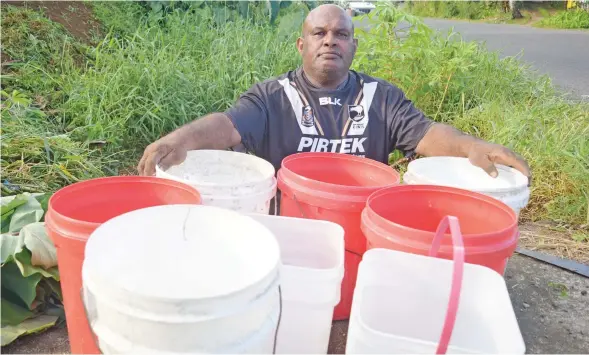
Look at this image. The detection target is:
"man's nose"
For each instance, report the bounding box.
[323,32,337,46]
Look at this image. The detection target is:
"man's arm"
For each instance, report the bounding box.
[138,83,268,176]
[415,123,531,179]
[138,113,241,175]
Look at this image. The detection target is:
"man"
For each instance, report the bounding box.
[138,4,530,183]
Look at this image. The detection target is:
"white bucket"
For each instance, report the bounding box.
[247,214,345,354]
[82,205,281,354]
[402,157,530,217]
[155,150,277,214]
[346,216,525,354]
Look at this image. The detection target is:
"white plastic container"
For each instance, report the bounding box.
[346,216,525,354]
[403,157,530,217]
[82,205,282,354]
[247,214,345,355]
[155,150,277,214]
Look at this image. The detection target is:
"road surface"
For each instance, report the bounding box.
[421,19,589,98]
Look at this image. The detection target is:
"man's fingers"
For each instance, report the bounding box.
[469,153,498,178]
[493,148,532,180]
[142,150,165,177]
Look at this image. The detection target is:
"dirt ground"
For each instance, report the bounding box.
[1,0,102,43]
[2,254,588,354]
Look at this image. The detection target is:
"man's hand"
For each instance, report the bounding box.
[467,141,531,183]
[138,135,188,176]
[416,123,531,184]
[137,113,243,176]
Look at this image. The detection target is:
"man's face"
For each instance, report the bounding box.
[297,10,357,80]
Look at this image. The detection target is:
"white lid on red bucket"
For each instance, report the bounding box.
[405,157,529,193]
[82,204,280,308]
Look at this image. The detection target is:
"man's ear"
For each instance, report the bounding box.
[296,37,304,55]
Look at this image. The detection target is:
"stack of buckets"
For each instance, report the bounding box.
[44,150,528,354]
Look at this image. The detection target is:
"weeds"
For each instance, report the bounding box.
[535,8,589,29]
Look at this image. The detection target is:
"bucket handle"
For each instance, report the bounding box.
[428,216,465,355]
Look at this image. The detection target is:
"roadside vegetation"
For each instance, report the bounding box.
[2,2,588,232]
[406,0,589,29]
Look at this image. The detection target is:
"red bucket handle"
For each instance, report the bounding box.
[428,216,465,354]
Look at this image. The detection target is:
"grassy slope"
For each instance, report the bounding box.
[1,3,588,231]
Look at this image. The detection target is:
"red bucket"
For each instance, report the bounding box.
[45,176,202,354]
[361,184,519,275]
[276,152,400,320]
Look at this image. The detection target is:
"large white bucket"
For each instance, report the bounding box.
[247,214,345,354]
[82,205,282,354]
[155,150,277,214]
[403,157,530,217]
[346,216,525,354]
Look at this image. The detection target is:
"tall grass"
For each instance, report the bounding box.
[2,2,588,227]
[535,8,589,29]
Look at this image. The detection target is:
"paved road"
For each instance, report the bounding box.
[421,19,589,98]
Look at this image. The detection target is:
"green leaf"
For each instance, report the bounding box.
[1,195,29,234]
[20,222,57,269]
[1,262,43,310]
[8,195,44,233]
[0,298,34,328]
[1,315,58,346]
[15,249,60,280]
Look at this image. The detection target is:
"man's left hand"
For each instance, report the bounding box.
[468,142,531,185]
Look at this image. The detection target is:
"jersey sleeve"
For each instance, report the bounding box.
[224,84,269,155]
[386,85,434,157]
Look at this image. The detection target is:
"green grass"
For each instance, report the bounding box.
[535,8,589,29]
[406,0,589,29]
[1,2,588,228]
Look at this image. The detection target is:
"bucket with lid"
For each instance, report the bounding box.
[361,184,519,275]
[276,152,401,320]
[44,176,202,354]
[156,150,277,214]
[346,216,525,354]
[247,214,345,354]
[402,156,530,217]
[82,204,281,353]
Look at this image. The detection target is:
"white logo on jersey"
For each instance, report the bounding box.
[319,97,342,106]
[297,137,367,154]
[348,105,365,122]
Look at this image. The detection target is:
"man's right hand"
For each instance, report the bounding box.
[137,113,243,176]
[137,134,188,176]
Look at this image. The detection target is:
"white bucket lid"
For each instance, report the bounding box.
[406,157,528,193]
[83,205,280,307]
[155,150,275,194]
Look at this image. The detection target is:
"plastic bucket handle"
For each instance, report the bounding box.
[428,215,465,355]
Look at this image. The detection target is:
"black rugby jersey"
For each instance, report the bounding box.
[225,67,434,172]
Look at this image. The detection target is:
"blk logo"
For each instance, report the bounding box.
[319,97,342,106]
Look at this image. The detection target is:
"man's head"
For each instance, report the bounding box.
[297,4,357,88]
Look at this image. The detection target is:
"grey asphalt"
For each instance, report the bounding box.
[421,19,589,99]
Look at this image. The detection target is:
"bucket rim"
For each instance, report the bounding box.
[47,176,201,237]
[155,149,276,189]
[279,152,401,192]
[364,184,518,240]
[406,157,529,193]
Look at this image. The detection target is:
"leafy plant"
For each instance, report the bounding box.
[0,193,63,346]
